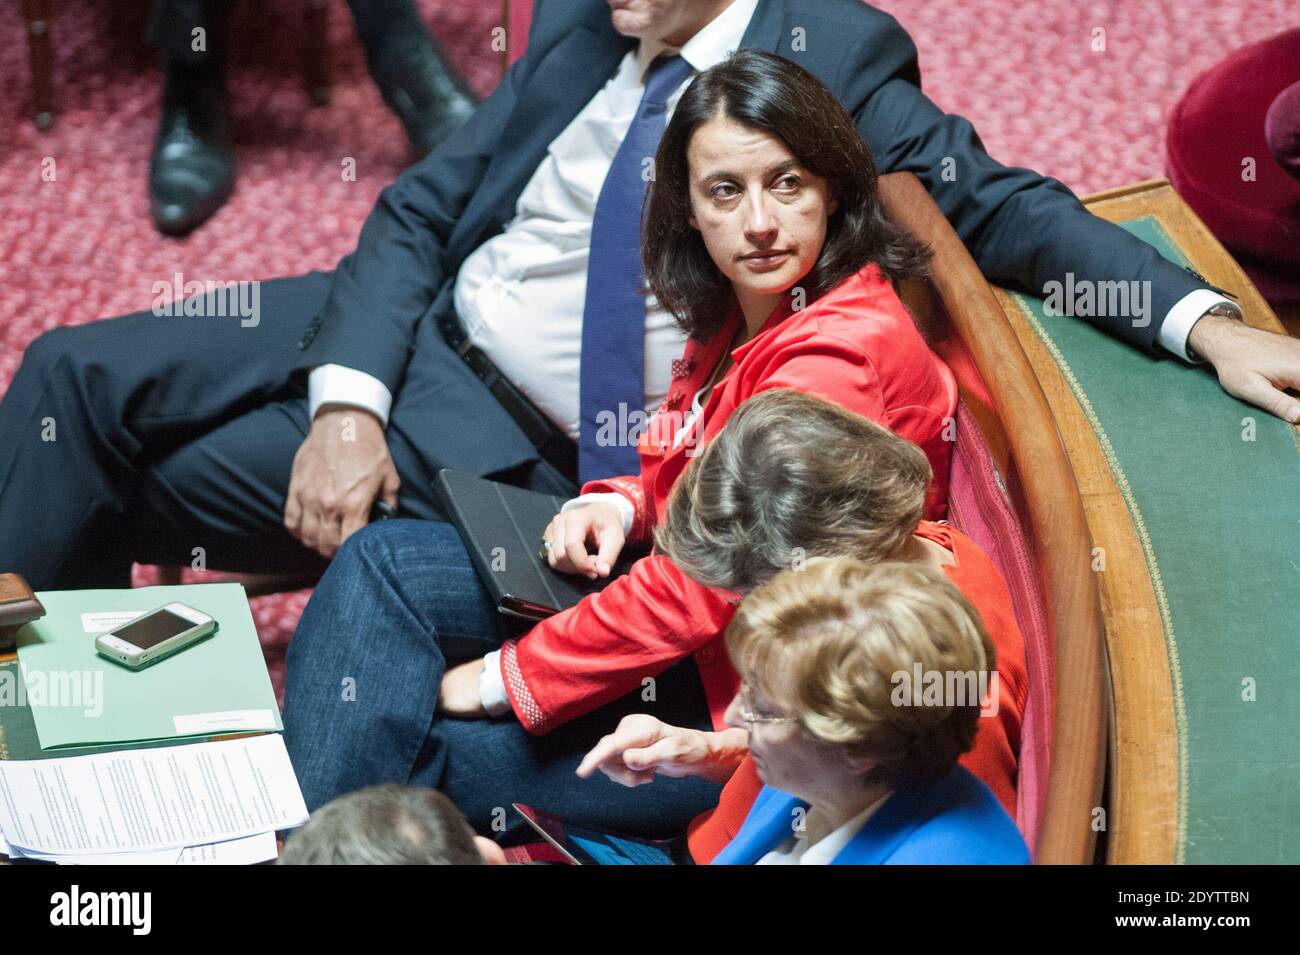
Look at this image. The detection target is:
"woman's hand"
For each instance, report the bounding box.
[437,659,488,718]
[575,714,749,787]
[541,502,625,579]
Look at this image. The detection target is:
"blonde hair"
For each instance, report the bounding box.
[726,558,995,788]
[656,389,930,593]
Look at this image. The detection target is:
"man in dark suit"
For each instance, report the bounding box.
[2,0,1296,594]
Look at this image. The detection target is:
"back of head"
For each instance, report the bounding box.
[278,784,484,865]
[726,558,996,790]
[657,388,931,593]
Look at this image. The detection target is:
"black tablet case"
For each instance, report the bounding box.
[432,469,633,621]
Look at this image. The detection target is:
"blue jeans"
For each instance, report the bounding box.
[282,519,722,844]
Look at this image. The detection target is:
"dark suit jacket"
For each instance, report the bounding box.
[292,0,1204,477]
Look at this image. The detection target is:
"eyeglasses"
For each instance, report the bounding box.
[738,682,799,725]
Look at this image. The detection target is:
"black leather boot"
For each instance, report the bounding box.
[353,13,480,158]
[149,61,236,235]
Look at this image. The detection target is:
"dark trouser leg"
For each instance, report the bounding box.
[282,517,719,839]
[0,272,331,588]
[0,268,571,588]
[147,0,230,66]
[125,396,330,578]
[344,0,432,56]
[430,663,721,843]
[344,0,478,157]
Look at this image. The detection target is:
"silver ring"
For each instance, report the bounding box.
[541,539,553,552]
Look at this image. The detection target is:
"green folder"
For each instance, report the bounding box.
[0,661,208,761]
[12,583,281,749]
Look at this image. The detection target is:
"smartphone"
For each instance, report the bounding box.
[94,603,218,670]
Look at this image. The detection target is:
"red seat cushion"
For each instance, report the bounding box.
[947,401,1052,859]
[1265,80,1300,180]
[1166,29,1300,303]
[507,1,533,65]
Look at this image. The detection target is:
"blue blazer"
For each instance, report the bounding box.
[712,765,1030,865]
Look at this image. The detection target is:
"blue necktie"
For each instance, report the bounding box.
[578,54,695,483]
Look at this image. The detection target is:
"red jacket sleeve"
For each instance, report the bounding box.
[501,339,903,733]
[576,475,653,544]
[500,553,735,734]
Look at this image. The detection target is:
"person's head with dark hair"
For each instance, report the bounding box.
[277,784,506,865]
[643,49,930,342]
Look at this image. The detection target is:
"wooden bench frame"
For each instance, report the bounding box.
[879,172,1110,865]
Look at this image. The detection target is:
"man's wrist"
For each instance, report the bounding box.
[312,404,383,426]
[307,364,393,426]
[1186,303,1244,364]
[1159,291,1239,363]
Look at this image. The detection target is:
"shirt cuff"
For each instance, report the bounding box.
[561,493,635,537]
[1157,290,1240,364]
[478,650,512,718]
[307,364,394,426]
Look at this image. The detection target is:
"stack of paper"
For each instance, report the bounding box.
[0,734,307,865]
[2,832,280,865]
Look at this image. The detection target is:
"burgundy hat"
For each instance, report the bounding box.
[1167,28,1300,304]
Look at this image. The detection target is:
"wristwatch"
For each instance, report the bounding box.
[1187,302,1243,362]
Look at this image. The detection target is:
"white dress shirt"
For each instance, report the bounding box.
[308,0,760,429]
[757,793,893,865]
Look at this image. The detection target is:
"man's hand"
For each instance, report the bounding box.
[284,406,399,558]
[575,714,748,787]
[1190,316,1300,424]
[437,659,488,718]
[541,502,625,579]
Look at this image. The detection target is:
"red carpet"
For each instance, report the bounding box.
[0,0,1288,700]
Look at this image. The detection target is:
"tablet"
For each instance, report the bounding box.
[511,803,691,865]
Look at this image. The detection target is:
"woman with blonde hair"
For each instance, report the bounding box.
[712,558,1027,865]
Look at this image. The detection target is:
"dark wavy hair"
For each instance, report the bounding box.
[643,49,930,342]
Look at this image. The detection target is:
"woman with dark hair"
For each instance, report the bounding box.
[505,48,958,763]
[642,48,931,345]
[538,48,952,595]
[285,49,958,843]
